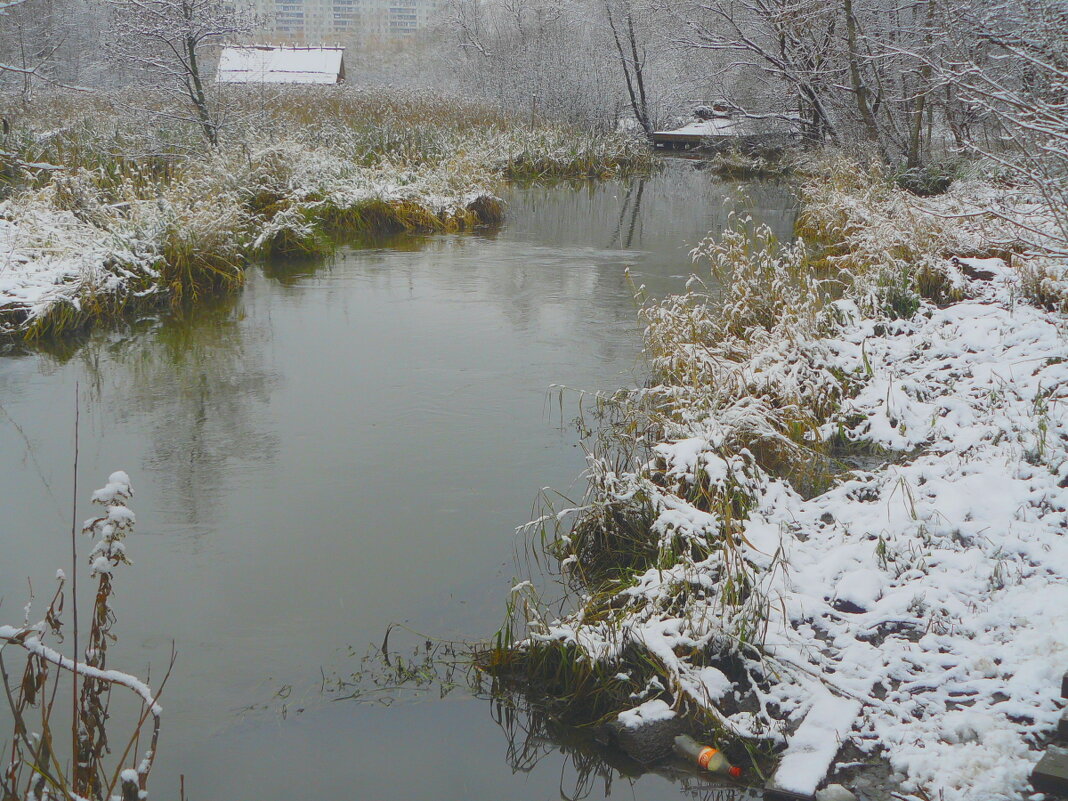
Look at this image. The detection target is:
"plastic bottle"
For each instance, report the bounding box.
[673,734,743,778]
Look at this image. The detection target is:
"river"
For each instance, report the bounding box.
[0,159,794,800]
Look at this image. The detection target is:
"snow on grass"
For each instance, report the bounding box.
[1,87,652,340]
[0,148,499,338]
[0,194,162,336]
[500,167,1068,800]
[747,276,1068,799]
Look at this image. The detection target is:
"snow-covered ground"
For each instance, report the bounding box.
[517,180,1068,799]
[0,149,498,338]
[653,115,800,139]
[747,269,1068,798]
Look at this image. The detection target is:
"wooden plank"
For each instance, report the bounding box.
[650,133,731,145]
[1059,709,1068,740]
[768,690,861,800]
[1031,746,1068,795]
[764,787,815,801]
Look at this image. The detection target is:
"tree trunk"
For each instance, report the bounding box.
[185,35,217,146]
[843,0,881,145]
[606,1,651,135]
[905,0,936,168]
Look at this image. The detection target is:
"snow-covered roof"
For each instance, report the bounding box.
[216,46,345,85]
[655,118,751,138]
[653,116,799,139]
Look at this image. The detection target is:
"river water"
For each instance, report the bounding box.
[0,160,794,800]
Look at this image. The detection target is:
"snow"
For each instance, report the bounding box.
[617,698,677,729]
[693,666,732,702]
[91,472,133,505]
[216,46,344,84]
[815,786,858,801]
[833,568,884,611]
[653,116,800,139]
[524,248,1068,800]
[0,627,162,716]
[656,119,750,138]
[772,688,862,795]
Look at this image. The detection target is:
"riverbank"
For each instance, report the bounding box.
[488,155,1068,800]
[0,87,654,341]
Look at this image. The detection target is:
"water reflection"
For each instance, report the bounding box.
[318,629,762,801]
[609,178,646,250]
[69,299,280,530]
[489,695,762,801]
[0,158,796,801]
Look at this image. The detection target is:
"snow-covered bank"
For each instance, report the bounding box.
[0,87,654,341]
[495,163,1068,800]
[0,155,499,339]
[0,199,160,336]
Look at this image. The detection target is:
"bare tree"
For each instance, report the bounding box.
[105,0,256,146]
[604,0,652,134]
[667,0,966,166]
[0,0,100,101]
[938,0,1068,253]
[441,0,686,131]
[672,0,843,141]
[443,0,625,128]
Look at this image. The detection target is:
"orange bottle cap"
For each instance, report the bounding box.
[729,765,743,778]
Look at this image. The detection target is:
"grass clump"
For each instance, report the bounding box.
[482,215,861,770]
[0,86,653,342]
[794,155,1000,318]
[704,146,793,179]
[892,158,970,197]
[1019,257,1068,313]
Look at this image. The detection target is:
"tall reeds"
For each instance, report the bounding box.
[0,86,654,342]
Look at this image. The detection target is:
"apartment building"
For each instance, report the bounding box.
[251,0,444,43]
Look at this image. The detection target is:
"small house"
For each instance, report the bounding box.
[216,46,346,85]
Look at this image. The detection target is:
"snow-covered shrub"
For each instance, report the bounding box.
[1019,256,1068,313]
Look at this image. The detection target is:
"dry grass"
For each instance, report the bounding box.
[1,472,172,801]
[1019,256,1068,313]
[1,86,650,341]
[483,153,1061,754]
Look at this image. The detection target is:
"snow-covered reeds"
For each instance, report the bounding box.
[0,87,652,340]
[1019,256,1068,314]
[1,472,173,801]
[483,217,846,754]
[486,156,1068,799]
